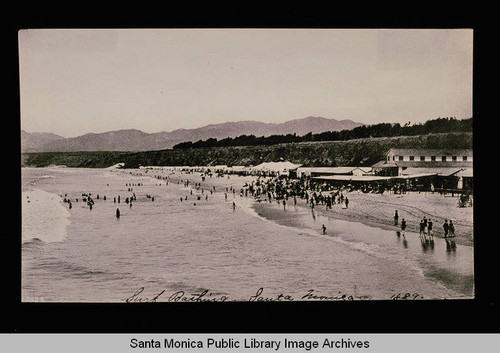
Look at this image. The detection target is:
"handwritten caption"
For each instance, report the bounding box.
[125,287,423,303]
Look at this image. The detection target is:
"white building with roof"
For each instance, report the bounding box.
[371,148,473,191]
[385,148,473,164]
[373,148,473,177]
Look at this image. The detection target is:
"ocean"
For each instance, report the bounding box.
[21,167,474,302]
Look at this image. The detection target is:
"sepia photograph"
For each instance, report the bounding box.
[19,28,474,305]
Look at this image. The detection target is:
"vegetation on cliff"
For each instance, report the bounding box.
[22,131,473,169]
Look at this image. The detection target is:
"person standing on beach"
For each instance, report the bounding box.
[419,219,425,236]
[116,208,120,218]
[443,219,449,238]
[394,210,399,225]
[428,219,433,237]
[345,197,349,209]
[401,218,407,237]
[322,224,326,234]
[449,220,455,237]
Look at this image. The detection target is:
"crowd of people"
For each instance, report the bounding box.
[60,170,461,242]
[237,175,352,211]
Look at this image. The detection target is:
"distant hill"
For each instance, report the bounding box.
[21,130,65,151]
[21,116,363,152]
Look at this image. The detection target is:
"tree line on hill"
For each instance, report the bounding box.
[172,117,472,149]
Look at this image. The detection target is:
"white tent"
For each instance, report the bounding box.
[252,161,302,174]
[107,163,125,169]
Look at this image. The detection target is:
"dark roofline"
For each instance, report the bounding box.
[373,160,473,168]
[387,148,473,156]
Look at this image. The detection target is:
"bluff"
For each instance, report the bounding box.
[22,132,473,169]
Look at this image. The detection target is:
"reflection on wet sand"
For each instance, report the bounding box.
[446,239,457,254]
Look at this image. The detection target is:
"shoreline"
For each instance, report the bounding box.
[157,171,474,248]
[295,192,474,248]
[22,167,474,300]
[27,166,474,247]
[22,188,71,243]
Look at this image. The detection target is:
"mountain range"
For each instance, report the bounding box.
[21,116,364,152]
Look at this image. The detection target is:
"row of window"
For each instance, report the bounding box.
[389,156,469,161]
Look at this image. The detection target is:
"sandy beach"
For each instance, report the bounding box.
[295,190,473,247]
[156,170,474,247]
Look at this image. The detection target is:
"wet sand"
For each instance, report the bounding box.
[155,171,473,247]
[300,190,474,247]
[250,198,474,297]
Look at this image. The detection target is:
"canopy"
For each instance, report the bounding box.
[252,161,302,172]
[312,175,392,182]
[394,173,437,179]
[401,167,463,177]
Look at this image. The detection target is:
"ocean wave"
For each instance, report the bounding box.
[22,188,71,243]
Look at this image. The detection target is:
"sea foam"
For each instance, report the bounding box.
[22,188,71,243]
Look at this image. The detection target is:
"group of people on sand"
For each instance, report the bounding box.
[442,219,455,238]
[393,210,455,238]
[393,210,407,236]
[237,175,352,212]
[418,217,434,239]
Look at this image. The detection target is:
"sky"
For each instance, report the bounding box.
[18,28,473,138]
